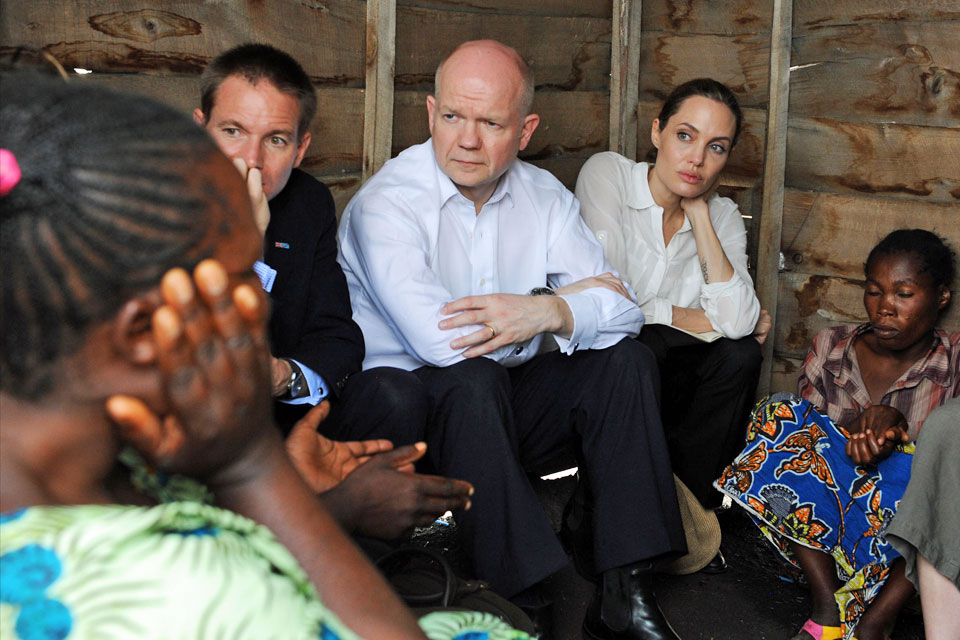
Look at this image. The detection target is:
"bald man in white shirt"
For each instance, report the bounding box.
[339,40,685,640]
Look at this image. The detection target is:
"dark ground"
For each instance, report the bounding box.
[409,473,925,640]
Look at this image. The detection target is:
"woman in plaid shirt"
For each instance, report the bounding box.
[716,229,958,640]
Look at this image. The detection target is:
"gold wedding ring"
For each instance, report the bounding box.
[486,324,497,339]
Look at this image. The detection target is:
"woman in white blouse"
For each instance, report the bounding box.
[575,78,771,519]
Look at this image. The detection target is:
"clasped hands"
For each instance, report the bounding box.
[438,272,631,358]
[843,405,911,466]
[107,259,472,540]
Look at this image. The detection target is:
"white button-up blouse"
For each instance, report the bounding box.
[575,152,760,339]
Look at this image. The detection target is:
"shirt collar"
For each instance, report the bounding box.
[432,140,514,212]
[626,162,658,210]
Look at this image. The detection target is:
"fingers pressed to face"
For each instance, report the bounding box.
[195,260,267,381]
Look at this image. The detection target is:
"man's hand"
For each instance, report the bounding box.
[753,309,772,344]
[106,259,276,488]
[439,292,571,358]
[554,272,632,300]
[285,402,397,493]
[232,157,270,235]
[438,273,631,359]
[844,405,911,466]
[320,443,474,539]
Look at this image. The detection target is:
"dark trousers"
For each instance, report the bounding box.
[637,324,762,509]
[413,338,685,598]
[274,367,429,444]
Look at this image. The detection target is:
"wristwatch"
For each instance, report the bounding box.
[527,287,556,296]
[282,359,305,399]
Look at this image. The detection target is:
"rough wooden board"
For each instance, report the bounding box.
[397,0,611,18]
[79,73,365,176]
[641,0,773,35]
[781,190,960,280]
[785,115,960,204]
[638,31,770,107]
[794,0,960,31]
[770,355,804,394]
[363,0,396,180]
[609,0,641,159]
[789,20,960,127]
[773,271,960,360]
[394,6,612,92]
[755,0,792,397]
[636,101,767,186]
[0,1,366,85]
[392,90,609,165]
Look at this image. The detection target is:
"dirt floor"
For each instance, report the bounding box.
[410,473,925,640]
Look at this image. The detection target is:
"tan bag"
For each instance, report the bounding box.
[660,475,721,575]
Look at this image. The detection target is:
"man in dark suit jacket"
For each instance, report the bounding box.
[194,43,429,453]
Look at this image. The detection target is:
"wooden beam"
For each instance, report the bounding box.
[609,0,641,159]
[755,0,792,397]
[363,0,396,182]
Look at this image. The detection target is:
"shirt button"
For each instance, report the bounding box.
[468,232,473,239]
[480,279,486,285]
[514,346,524,355]
[574,342,580,350]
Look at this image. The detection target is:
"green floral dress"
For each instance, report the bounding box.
[0,503,530,640]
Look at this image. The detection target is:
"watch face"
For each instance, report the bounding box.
[529,287,556,296]
[290,377,304,398]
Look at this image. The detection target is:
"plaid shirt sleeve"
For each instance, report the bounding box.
[798,329,830,411]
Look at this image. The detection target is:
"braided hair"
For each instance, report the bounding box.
[1,73,229,398]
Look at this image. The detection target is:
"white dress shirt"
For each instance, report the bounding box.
[337,140,644,371]
[575,152,760,339]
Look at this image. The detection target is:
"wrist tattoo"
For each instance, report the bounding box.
[700,260,709,284]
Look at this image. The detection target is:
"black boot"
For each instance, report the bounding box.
[582,562,680,640]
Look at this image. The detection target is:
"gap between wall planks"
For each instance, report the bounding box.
[363,0,397,182]
[608,0,641,159]
[754,0,792,398]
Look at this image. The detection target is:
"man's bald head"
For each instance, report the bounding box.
[434,40,535,117]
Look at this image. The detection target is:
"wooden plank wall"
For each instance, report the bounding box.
[0,1,369,211]
[769,1,960,392]
[0,0,614,207]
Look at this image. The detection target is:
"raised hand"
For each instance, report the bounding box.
[844,405,911,465]
[753,309,772,344]
[321,443,474,540]
[285,402,396,493]
[106,259,275,488]
[232,157,270,235]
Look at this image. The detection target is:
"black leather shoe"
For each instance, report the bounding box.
[560,475,597,581]
[582,563,681,640]
[699,550,727,574]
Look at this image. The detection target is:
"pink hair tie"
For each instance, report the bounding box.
[1,149,22,196]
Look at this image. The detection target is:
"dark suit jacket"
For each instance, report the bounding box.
[264,169,364,398]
